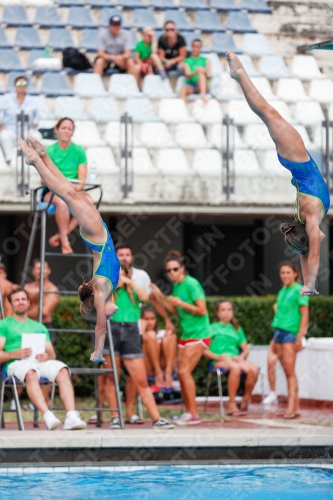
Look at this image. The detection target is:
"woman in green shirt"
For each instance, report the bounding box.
[152,251,211,426]
[204,300,258,416]
[133,27,166,84]
[43,117,88,254]
[271,261,309,419]
[180,39,211,103]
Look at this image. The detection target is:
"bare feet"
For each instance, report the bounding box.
[20,139,39,166]
[226,51,244,81]
[28,135,47,158]
[49,234,60,248]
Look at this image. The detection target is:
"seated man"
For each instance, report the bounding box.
[180,39,211,103]
[0,287,86,430]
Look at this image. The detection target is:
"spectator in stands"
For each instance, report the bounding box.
[0,287,86,430]
[204,300,258,416]
[0,75,42,164]
[151,250,211,426]
[94,15,137,78]
[271,262,309,419]
[44,117,88,254]
[133,27,167,84]
[180,39,211,103]
[0,263,16,318]
[158,21,187,73]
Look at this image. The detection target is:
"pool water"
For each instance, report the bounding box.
[0,466,332,499]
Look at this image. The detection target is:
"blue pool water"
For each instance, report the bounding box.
[0,466,332,499]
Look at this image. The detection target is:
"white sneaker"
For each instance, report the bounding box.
[174,412,201,426]
[10,399,16,411]
[263,392,278,405]
[63,411,87,430]
[44,410,62,431]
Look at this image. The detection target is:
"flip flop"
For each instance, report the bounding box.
[227,410,248,417]
[283,413,297,419]
[125,414,145,425]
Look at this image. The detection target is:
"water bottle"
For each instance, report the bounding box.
[44,45,51,58]
[88,162,98,184]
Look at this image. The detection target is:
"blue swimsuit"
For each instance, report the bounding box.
[80,221,120,292]
[278,152,330,223]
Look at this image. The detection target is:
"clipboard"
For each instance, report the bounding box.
[22,333,46,361]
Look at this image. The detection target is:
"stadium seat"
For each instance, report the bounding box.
[48,28,75,50]
[211,33,241,55]
[192,149,222,176]
[293,101,325,126]
[194,11,225,32]
[251,77,277,100]
[119,0,145,7]
[67,7,96,29]
[291,55,324,81]
[0,50,24,72]
[75,74,107,97]
[180,0,208,9]
[226,12,257,33]
[142,75,176,99]
[227,99,261,125]
[41,72,74,97]
[108,74,142,98]
[132,147,156,175]
[55,0,82,6]
[99,8,124,26]
[156,148,192,200]
[312,125,324,150]
[234,149,261,174]
[259,55,293,80]
[149,0,177,9]
[210,0,240,11]
[6,72,38,95]
[205,53,223,76]
[125,97,160,122]
[211,71,243,100]
[294,124,315,150]
[2,6,31,27]
[32,96,55,120]
[309,79,333,104]
[241,0,272,13]
[73,121,105,147]
[183,32,205,52]
[175,123,210,149]
[15,28,43,50]
[86,0,114,7]
[191,98,223,124]
[237,54,260,76]
[207,123,246,149]
[131,9,158,29]
[87,147,121,201]
[132,147,160,200]
[158,98,194,123]
[163,10,192,31]
[80,29,99,52]
[0,28,11,49]
[89,97,120,122]
[105,121,141,148]
[139,122,175,148]
[243,124,275,150]
[242,33,274,57]
[276,77,309,102]
[54,96,88,120]
[34,7,65,27]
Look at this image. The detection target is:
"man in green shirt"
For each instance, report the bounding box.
[180,39,211,103]
[0,287,86,430]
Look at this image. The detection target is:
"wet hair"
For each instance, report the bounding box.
[55,117,75,132]
[141,305,158,333]
[164,250,185,268]
[115,243,133,253]
[78,279,96,325]
[280,221,309,256]
[7,287,29,304]
[214,299,240,331]
[278,261,300,281]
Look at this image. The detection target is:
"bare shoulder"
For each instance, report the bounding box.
[45,280,59,291]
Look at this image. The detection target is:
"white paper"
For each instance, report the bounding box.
[22,333,46,361]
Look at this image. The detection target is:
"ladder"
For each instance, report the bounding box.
[21,185,124,428]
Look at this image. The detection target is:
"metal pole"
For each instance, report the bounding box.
[38,210,46,323]
[20,212,39,287]
[107,320,124,429]
[226,115,230,201]
[124,113,128,199]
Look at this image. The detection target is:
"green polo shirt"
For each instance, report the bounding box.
[210,322,247,361]
[271,282,309,334]
[112,287,141,323]
[46,142,87,180]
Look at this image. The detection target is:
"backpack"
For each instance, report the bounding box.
[62,47,91,71]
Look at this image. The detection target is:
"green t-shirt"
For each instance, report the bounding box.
[112,287,141,323]
[271,282,309,334]
[46,142,87,180]
[210,323,247,361]
[0,317,50,369]
[134,40,152,61]
[184,55,207,84]
[172,275,210,340]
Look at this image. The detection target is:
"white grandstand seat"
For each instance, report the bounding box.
[86,147,120,202]
[72,121,105,147]
[158,99,194,123]
[313,125,324,150]
[104,121,141,148]
[132,147,156,176]
[32,95,54,119]
[125,97,160,122]
[108,74,142,99]
[0,147,15,194]
[251,77,277,100]
[74,74,107,98]
[234,149,261,174]
[211,71,243,101]
[238,54,260,77]
[142,75,176,99]
[227,100,261,125]
[174,123,210,149]
[207,123,246,150]
[192,149,222,199]
[275,78,309,102]
[191,99,222,124]
[294,101,324,126]
[259,55,293,80]
[54,97,88,120]
[255,150,294,202]
[309,79,333,104]
[132,147,160,200]
[291,55,324,81]
[242,33,275,57]
[139,122,175,148]
[205,53,223,76]
[259,150,290,176]
[243,124,275,150]
[156,148,193,200]
[294,124,315,151]
[89,97,120,122]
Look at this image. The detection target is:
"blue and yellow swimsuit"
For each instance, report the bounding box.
[80,221,120,292]
[278,151,330,223]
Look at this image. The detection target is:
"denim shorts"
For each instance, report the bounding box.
[274,328,297,344]
[186,82,198,93]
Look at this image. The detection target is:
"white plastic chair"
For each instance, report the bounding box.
[259,55,292,80]
[206,123,247,149]
[242,33,275,57]
[156,148,193,200]
[250,76,277,100]
[205,53,223,76]
[192,149,222,199]
[86,147,120,202]
[108,74,142,99]
[309,79,333,104]
[234,149,261,175]
[132,147,160,200]
[158,98,194,123]
[191,98,222,124]
[227,99,261,125]
[174,123,210,149]
[75,73,107,97]
[243,124,275,150]
[238,54,260,77]
[139,122,175,148]
[104,121,141,148]
[276,78,309,102]
[89,97,120,122]
[211,72,243,101]
[125,97,160,122]
[293,101,325,126]
[31,95,55,120]
[54,97,88,120]
[72,121,105,147]
[142,75,176,99]
[291,55,324,81]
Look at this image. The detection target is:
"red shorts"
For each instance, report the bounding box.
[178,338,211,349]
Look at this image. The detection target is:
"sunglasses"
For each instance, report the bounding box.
[15,81,28,87]
[166,267,180,273]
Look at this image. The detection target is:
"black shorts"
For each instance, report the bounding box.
[108,321,143,359]
[43,322,56,344]
[94,56,126,73]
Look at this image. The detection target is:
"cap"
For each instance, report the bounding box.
[109,15,122,25]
